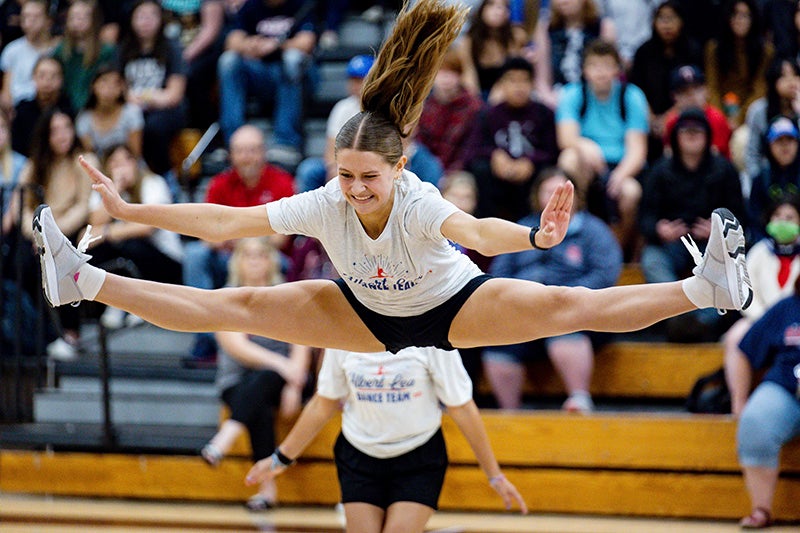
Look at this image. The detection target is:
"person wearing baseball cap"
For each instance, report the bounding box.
[663,64,731,159]
[294,55,375,193]
[749,115,800,240]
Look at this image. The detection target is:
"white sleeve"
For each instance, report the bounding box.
[266,188,328,237]
[316,348,349,400]
[404,186,460,241]
[426,348,473,407]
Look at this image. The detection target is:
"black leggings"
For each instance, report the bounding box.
[221,369,286,461]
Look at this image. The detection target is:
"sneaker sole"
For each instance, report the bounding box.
[713,208,753,311]
[32,204,61,307]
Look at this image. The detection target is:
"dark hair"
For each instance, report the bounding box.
[335,0,468,165]
[103,143,144,203]
[650,1,693,54]
[763,191,800,229]
[26,107,79,211]
[530,167,581,211]
[501,56,534,78]
[32,55,63,76]
[765,57,800,123]
[84,65,126,110]
[549,0,600,31]
[467,0,514,77]
[121,0,170,67]
[582,39,621,67]
[715,0,764,81]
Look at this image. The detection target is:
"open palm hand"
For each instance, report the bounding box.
[536,179,574,249]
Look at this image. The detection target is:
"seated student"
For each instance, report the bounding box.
[639,108,745,341]
[556,39,648,255]
[728,284,800,529]
[51,0,119,113]
[12,56,73,157]
[463,56,558,222]
[724,194,800,420]
[76,66,144,160]
[200,237,312,511]
[0,0,56,113]
[417,46,484,174]
[748,116,800,241]
[662,65,732,160]
[85,143,183,328]
[482,168,622,412]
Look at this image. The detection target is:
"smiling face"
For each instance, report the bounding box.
[337,149,406,232]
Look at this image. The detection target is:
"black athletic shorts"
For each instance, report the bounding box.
[334,429,448,510]
[334,274,492,353]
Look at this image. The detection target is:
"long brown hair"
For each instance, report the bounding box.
[335,0,468,165]
[549,0,600,31]
[62,0,104,68]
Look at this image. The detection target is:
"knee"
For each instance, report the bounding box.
[737,411,782,467]
[618,178,642,211]
[218,50,241,76]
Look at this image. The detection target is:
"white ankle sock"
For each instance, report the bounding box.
[682,276,711,309]
[76,263,107,301]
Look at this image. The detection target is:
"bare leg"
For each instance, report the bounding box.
[450,278,695,348]
[208,419,246,456]
[382,502,434,533]
[482,358,525,409]
[95,274,384,352]
[343,503,384,533]
[547,336,593,396]
[742,465,778,516]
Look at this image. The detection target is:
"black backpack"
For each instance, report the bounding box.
[686,367,731,414]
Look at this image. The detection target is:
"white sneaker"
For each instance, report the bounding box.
[563,392,594,413]
[100,306,126,329]
[47,337,78,361]
[32,204,96,307]
[682,208,753,313]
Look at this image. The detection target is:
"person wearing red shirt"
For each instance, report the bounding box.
[417,47,484,173]
[183,124,294,366]
[663,64,732,159]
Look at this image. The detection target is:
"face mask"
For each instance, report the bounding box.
[766,220,800,244]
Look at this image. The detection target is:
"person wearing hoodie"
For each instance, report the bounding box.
[639,107,745,341]
[748,116,800,243]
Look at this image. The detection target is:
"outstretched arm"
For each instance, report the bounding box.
[441,179,573,256]
[446,400,528,514]
[245,394,341,486]
[81,156,275,242]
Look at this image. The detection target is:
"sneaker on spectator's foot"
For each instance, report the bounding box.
[32,205,92,307]
[101,307,126,329]
[47,337,79,361]
[681,208,753,313]
[562,392,594,413]
[266,145,302,168]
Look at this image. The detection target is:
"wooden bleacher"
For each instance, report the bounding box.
[2,411,799,521]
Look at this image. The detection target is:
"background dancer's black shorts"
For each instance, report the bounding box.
[334,429,448,510]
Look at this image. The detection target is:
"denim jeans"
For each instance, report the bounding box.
[295,156,327,193]
[738,381,800,468]
[217,50,305,147]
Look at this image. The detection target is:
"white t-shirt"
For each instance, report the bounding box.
[0,37,52,105]
[267,169,483,316]
[326,95,361,139]
[89,173,183,262]
[317,346,473,458]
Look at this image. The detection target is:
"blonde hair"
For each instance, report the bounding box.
[335,0,469,164]
[227,237,284,288]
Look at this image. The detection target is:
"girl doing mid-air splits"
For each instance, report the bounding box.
[34,0,751,377]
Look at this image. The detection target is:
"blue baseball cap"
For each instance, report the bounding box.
[767,117,800,143]
[346,55,374,79]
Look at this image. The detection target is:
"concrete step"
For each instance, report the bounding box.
[34,389,219,426]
